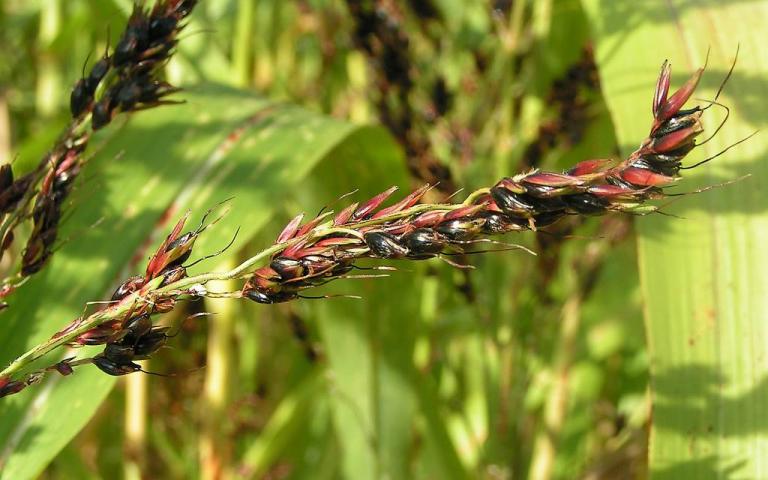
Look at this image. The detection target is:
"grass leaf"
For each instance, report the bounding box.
[583,2,768,477]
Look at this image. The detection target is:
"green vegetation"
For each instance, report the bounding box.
[0,1,765,479]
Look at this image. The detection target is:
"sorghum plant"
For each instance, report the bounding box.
[0,55,742,397]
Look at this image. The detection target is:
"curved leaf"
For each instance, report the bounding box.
[583,2,768,478]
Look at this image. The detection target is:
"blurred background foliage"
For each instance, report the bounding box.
[0,0,763,479]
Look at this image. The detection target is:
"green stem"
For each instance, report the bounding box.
[0,93,10,166]
[527,295,582,480]
[232,0,256,87]
[199,259,237,479]
[35,0,62,118]
[124,369,148,480]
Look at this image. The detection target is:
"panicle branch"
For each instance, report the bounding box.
[0,56,740,398]
[0,0,198,306]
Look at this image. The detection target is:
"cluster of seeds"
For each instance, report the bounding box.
[90,314,170,376]
[240,59,714,305]
[0,211,210,394]
[21,139,87,276]
[73,211,217,376]
[0,316,171,395]
[0,56,741,397]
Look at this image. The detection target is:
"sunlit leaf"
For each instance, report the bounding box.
[584,1,768,477]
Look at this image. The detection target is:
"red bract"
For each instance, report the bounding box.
[619,168,677,187]
[144,212,202,281]
[587,184,640,199]
[371,184,431,219]
[495,177,526,194]
[653,60,672,119]
[652,66,704,133]
[276,214,305,243]
[295,213,332,238]
[353,186,398,220]
[411,210,448,227]
[567,159,614,177]
[333,203,359,226]
[444,204,486,221]
[523,172,584,188]
[648,121,703,153]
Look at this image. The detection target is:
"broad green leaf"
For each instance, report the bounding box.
[0,85,400,480]
[583,2,768,478]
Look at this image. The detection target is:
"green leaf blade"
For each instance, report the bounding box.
[583,1,768,478]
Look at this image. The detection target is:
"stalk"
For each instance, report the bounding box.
[0,93,10,166]
[232,0,256,87]
[528,295,581,480]
[124,371,148,480]
[200,259,237,480]
[35,0,61,118]
[528,218,629,479]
